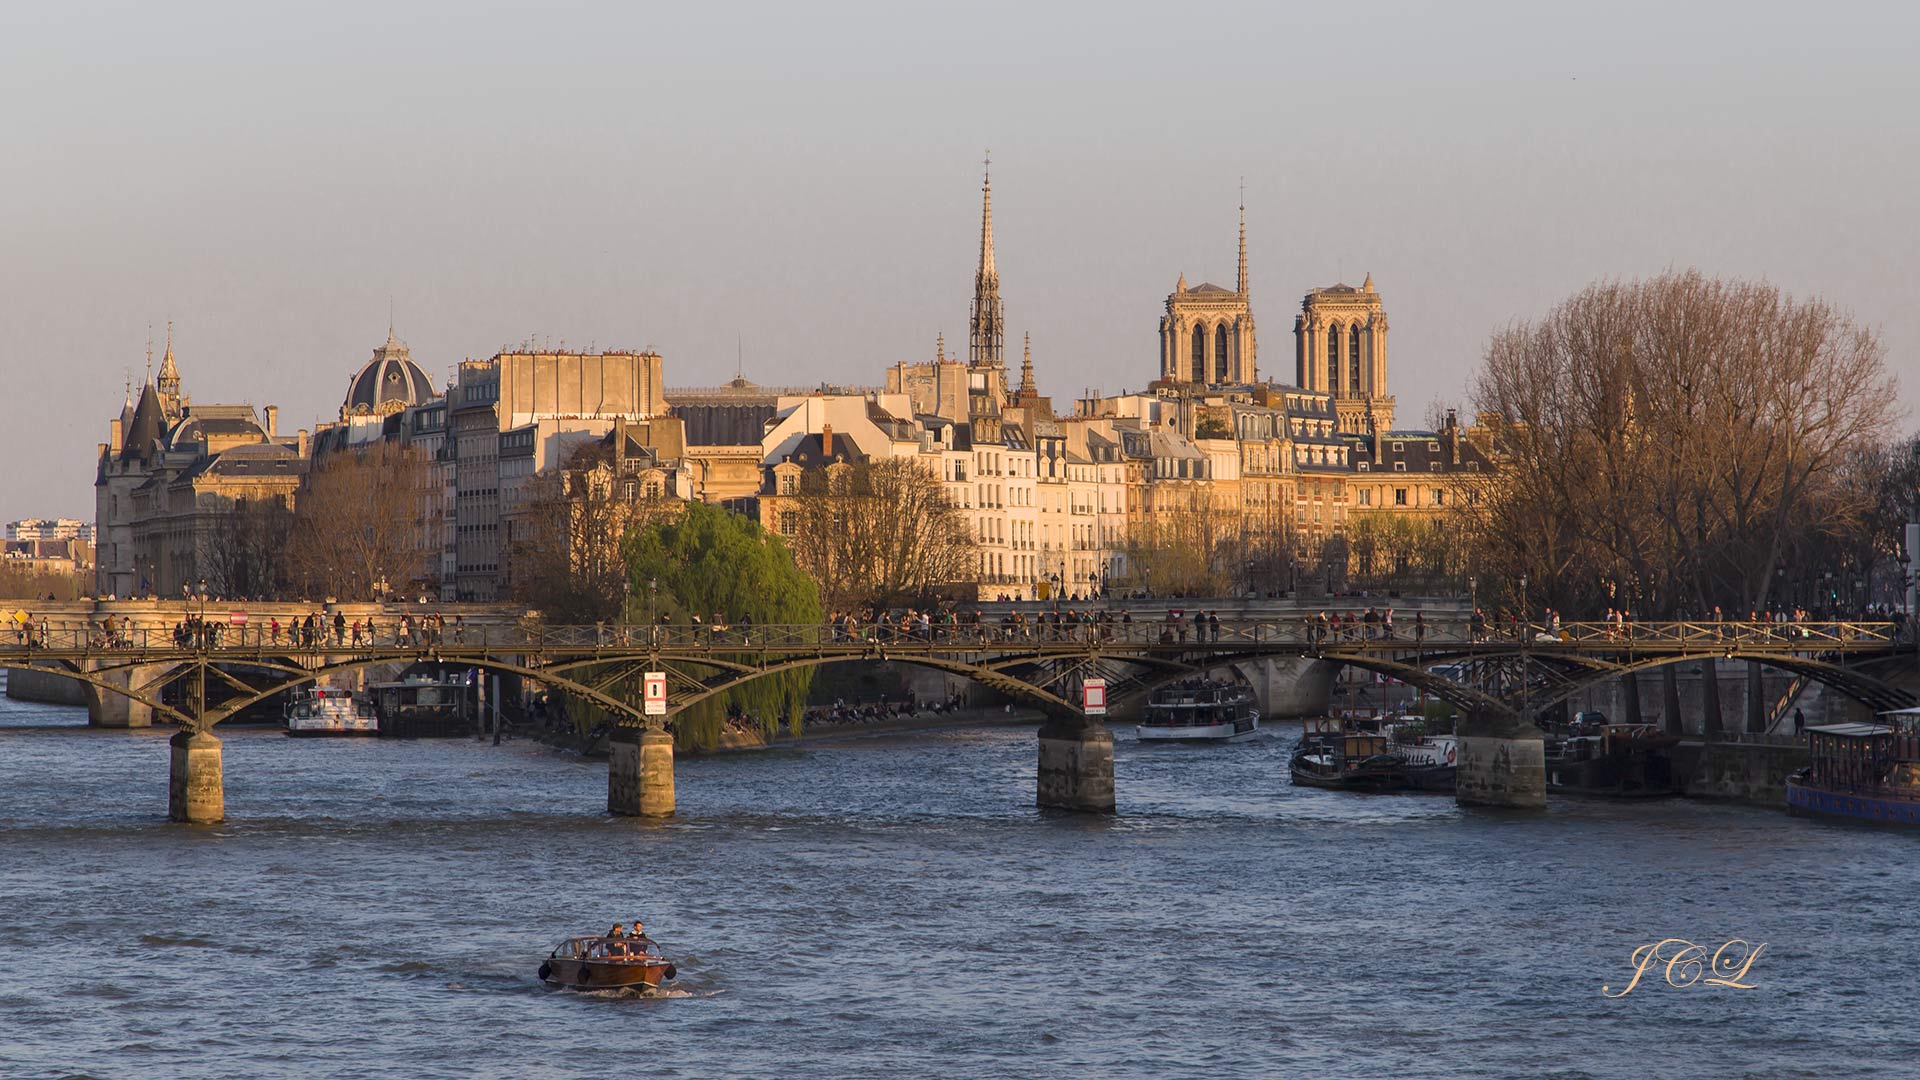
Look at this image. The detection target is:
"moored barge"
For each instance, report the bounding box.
[1785,709,1920,826]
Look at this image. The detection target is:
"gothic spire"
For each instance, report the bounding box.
[1236,183,1249,297]
[1019,332,1035,395]
[968,152,1004,371]
[156,319,180,399]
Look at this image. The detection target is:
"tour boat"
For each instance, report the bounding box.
[1137,680,1260,742]
[1785,710,1920,826]
[283,686,378,736]
[539,935,678,991]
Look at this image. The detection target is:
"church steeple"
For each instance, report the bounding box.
[1019,332,1035,395]
[1236,187,1249,298]
[968,152,1004,373]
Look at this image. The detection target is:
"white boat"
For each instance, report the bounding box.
[284,686,378,736]
[1137,680,1260,742]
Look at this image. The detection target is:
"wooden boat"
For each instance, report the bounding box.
[539,935,677,990]
[1290,719,1404,790]
[1137,679,1259,742]
[1785,710,1920,825]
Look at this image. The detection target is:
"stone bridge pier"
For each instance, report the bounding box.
[608,727,676,817]
[168,728,224,823]
[1454,712,1546,809]
[1036,716,1115,813]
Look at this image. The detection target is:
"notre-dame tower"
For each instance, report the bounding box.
[1293,274,1394,434]
[1158,203,1257,386]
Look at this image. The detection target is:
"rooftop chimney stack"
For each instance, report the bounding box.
[822,423,834,458]
[264,405,278,439]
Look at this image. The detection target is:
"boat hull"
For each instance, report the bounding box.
[1138,719,1259,743]
[1289,765,1403,791]
[285,725,379,737]
[540,957,674,990]
[1785,778,1920,825]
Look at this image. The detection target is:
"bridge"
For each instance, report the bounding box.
[4,605,1911,823]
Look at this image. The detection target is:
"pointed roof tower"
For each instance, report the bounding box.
[1362,271,1374,292]
[156,320,180,399]
[1019,332,1035,395]
[967,152,1005,372]
[1236,186,1249,298]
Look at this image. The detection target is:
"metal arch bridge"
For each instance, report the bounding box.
[1,619,1911,732]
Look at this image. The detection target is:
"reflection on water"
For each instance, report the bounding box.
[1,686,1917,1078]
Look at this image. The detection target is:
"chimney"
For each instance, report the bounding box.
[297,428,310,458]
[109,419,123,451]
[1446,409,1461,466]
[264,405,279,439]
[821,422,833,458]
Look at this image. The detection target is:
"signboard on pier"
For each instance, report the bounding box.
[1082,677,1107,716]
[643,671,668,716]
[228,612,247,626]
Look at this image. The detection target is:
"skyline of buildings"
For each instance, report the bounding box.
[89,166,1499,602]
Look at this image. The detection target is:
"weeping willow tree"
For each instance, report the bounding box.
[624,501,823,748]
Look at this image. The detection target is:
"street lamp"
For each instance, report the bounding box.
[648,576,659,646]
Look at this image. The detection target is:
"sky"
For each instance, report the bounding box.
[3,0,1917,519]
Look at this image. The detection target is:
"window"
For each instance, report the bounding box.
[1393,462,1406,472]
[1394,488,1408,506]
[1358,489,1372,506]
[1433,488,1446,506]
[780,474,796,494]
[779,511,797,534]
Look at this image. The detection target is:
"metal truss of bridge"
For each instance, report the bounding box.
[4,618,1911,823]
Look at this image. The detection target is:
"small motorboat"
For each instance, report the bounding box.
[539,935,677,991]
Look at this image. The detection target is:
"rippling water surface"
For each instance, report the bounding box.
[2,685,1916,1079]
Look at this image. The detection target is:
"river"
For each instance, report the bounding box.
[2,686,1916,1079]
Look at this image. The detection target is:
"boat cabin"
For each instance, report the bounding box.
[1805,719,1920,793]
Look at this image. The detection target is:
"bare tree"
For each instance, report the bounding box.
[288,442,442,600]
[783,458,976,611]
[1468,270,1897,617]
[508,443,677,622]
[198,495,294,599]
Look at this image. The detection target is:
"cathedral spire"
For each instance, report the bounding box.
[1236,181,1249,298]
[968,152,1004,371]
[1019,332,1035,395]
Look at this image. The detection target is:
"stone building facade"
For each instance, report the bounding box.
[1293,275,1395,435]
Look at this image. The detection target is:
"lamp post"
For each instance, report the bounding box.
[648,576,659,647]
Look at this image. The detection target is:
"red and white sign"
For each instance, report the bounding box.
[1082,677,1107,716]
[229,612,248,625]
[643,671,668,716]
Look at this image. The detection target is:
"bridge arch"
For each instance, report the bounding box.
[1518,649,1914,718]
[3,657,197,726]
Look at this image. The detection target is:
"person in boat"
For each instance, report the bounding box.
[630,921,653,947]
[604,924,630,958]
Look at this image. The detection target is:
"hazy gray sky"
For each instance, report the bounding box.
[4,0,1916,519]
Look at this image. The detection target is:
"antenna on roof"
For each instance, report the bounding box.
[145,323,153,381]
[737,333,743,379]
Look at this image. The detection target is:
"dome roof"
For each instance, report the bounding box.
[344,329,437,418]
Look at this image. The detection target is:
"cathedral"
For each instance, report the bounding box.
[1293,275,1395,435]
[1158,204,1257,386]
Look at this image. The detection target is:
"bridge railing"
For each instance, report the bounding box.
[0,618,1901,658]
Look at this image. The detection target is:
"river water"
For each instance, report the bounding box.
[2,687,1916,1080]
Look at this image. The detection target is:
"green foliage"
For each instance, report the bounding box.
[623,501,823,748]
[1194,417,1232,440]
